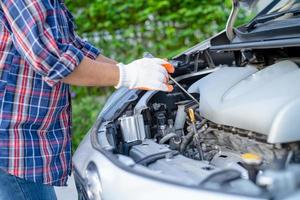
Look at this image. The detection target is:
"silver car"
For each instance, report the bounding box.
[73,0,300,199]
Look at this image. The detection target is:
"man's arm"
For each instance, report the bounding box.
[61,53,119,87]
[1,0,87,87]
[72,33,117,65]
[96,54,118,65]
[1,0,174,91]
[62,56,119,86]
[63,56,175,92]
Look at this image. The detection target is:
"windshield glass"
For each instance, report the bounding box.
[239,0,300,22]
[268,0,300,14]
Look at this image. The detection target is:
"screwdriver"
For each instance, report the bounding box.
[143,53,199,104]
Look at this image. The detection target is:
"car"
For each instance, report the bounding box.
[73,0,300,199]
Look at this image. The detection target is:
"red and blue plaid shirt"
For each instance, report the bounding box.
[0,0,100,186]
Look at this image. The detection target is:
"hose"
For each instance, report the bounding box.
[180,119,208,153]
[180,130,194,153]
[159,133,177,144]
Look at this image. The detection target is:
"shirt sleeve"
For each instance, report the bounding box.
[73,34,101,60]
[1,0,85,87]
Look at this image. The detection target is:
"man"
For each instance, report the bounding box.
[0,0,174,199]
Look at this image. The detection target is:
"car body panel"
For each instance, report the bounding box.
[73,128,266,200]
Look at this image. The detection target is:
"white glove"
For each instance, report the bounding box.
[115,58,175,92]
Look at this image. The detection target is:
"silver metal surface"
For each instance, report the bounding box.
[189,60,300,143]
[119,114,146,143]
[210,150,249,179]
[97,122,115,151]
[257,164,300,197]
[75,130,267,200]
[129,140,221,186]
[148,154,220,186]
[128,139,262,195]
[134,91,157,114]
[74,127,269,200]
[226,0,240,41]
[129,139,171,162]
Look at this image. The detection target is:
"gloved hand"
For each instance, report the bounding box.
[115,58,175,92]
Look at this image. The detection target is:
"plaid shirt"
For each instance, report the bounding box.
[0,0,100,186]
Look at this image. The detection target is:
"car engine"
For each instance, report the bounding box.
[107,58,300,198]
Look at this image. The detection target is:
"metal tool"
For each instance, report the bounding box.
[169,76,199,104]
[143,52,200,104]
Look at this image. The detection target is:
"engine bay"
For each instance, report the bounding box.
[102,47,300,199]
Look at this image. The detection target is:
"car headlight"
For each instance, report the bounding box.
[85,162,103,200]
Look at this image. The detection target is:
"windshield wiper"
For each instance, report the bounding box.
[247,9,300,31]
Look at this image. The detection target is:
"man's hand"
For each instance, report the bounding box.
[116,58,175,92]
[62,56,174,92]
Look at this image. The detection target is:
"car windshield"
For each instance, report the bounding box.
[249,0,300,19]
[267,0,300,14]
[239,0,300,28]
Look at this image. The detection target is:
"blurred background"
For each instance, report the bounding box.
[65,0,250,150]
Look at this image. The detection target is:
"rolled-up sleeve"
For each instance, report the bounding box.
[1,0,84,87]
[73,35,101,60]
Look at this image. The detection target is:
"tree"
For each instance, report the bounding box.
[65,0,233,61]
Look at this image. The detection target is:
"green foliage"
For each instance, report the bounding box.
[66,0,236,61]
[71,96,107,150]
[66,0,251,150]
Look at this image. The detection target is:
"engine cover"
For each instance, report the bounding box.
[189,60,300,143]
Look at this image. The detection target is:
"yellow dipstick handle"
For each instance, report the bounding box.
[188,108,196,123]
[241,153,262,165]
